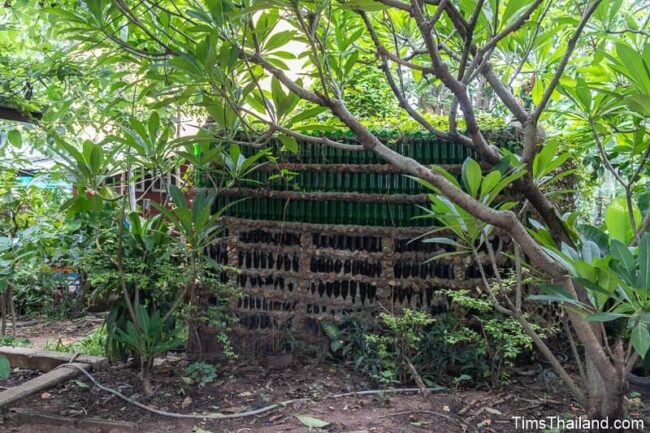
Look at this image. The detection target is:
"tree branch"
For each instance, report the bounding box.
[533,0,603,121]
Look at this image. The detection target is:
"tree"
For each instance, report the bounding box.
[8,0,650,424]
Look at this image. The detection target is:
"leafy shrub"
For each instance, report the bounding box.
[0,355,9,380]
[0,335,31,347]
[12,265,81,319]
[183,362,218,388]
[324,291,539,387]
[43,326,107,356]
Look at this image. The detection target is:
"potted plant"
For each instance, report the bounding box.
[264,317,295,370]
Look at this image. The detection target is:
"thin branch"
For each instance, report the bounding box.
[112,0,180,55]
[457,0,485,80]
[239,106,364,151]
[508,1,552,88]
[562,317,588,386]
[360,12,458,142]
[533,0,603,121]
[478,0,544,58]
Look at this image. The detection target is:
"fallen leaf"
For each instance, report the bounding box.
[74,380,89,390]
[181,396,192,409]
[477,418,492,427]
[295,414,330,429]
[40,392,52,400]
[442,405,450,412]
[193,428,212,433]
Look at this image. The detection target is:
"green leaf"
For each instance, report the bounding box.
[610,239,634,275]
[287,106,328,126]
[337,0,390,11]
[7,130,22,147]
[278,135,298,154]
[169,185,188,209]
[578,224,610,255]
[295,415,330,429]
[271,77,288,119]
[631,323,650,359]
[605,195,641,243]
[0,356,9,380]
[74,380,90,389]
[461,158,482,197]
[264,30,296,52]
[585,312,627,322]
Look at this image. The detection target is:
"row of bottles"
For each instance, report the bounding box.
[306,303,334,315]
[208,243,228,264]
[394,237,454,254]
[236,273,296,292]
[217,196,431,227]
[245,171,444,194]
[309,256,382,277]
[238,313,272,330]
[238,295,297,312]
[239,134,486,165]
[309,279,377,305]
[237,250,300,272]
[239,229,301,246]
[312,233,382,252]
[394,260,455,279]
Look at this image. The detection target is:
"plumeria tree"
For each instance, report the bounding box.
[2,0,649,423]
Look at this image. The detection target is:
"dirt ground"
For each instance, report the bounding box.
[0,319,648,433]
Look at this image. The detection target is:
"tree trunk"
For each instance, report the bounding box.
[584,348,627,431]
[585,326,628,431]
[139,359,154,396]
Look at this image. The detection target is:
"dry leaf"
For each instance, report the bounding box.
[40,392,52,400]
[181,396,193,409]
[477,418,492,427]
[485,407,502,415]
[442,405,450,412]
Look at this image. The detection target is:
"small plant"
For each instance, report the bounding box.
[113,304,183,395]
[0,335,31,347]
[268,317,295,354]
[43,327,106,356]
[443,288,540,386]
[183,362,218,388]
[325,300,537,387]
[0,355,10,379]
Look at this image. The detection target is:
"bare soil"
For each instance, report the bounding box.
[0,319,648,433]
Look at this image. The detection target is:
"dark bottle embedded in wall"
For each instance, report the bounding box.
[394,261,403,278]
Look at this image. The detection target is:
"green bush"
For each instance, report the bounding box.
[323,290,540,387]
[12,265,81,320]
[183,362,218,388]
[43,326,107,357]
